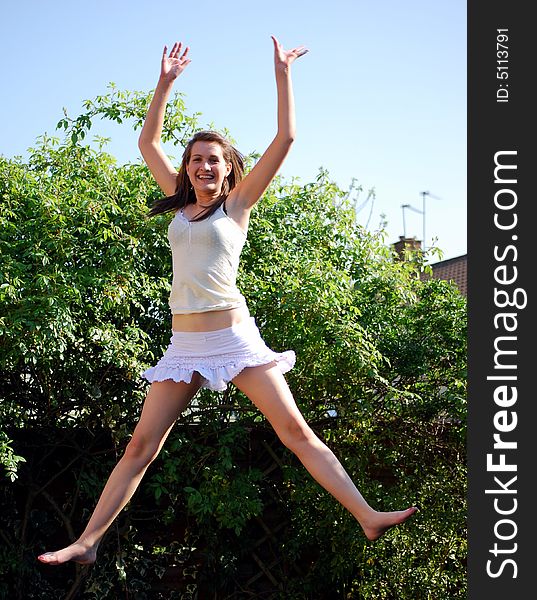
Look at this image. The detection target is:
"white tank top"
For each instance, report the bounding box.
[167,202,248,314]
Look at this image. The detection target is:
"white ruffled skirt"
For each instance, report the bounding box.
[142,317,296,391]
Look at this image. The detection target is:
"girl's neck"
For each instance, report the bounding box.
[193,190,221,207]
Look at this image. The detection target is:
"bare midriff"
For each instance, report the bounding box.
[171,305,251,332]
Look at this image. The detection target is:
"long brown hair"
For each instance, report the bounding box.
[147,131,245,219]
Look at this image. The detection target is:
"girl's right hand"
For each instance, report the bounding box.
[160,42,191,82]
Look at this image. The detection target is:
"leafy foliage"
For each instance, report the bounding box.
[0,86,466,599]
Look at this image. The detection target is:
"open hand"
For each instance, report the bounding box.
[160,42,191,81]
[271,35,308,70]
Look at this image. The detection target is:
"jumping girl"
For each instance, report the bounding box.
[38,36,416,566]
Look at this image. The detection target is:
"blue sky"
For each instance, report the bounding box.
[0,0,466,260]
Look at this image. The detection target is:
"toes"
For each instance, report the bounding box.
[402,507,419,520]
[37,553,57,564]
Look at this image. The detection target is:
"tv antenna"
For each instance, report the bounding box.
[401,203,423,238]
[420,190,442,252]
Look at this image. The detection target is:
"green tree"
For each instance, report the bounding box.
[0,86,466,599]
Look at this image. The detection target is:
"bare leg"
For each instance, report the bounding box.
[37,376,202,565]
[232,363,417,541]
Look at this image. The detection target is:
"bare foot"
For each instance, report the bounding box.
[361,506,418,541]
[37,542,97,565]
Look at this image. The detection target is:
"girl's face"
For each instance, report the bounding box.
[186,141,232,196]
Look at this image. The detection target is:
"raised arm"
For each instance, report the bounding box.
[138,42,191,196]
[229,36,308,210]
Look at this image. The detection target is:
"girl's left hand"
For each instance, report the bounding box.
[271,35,308,70]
